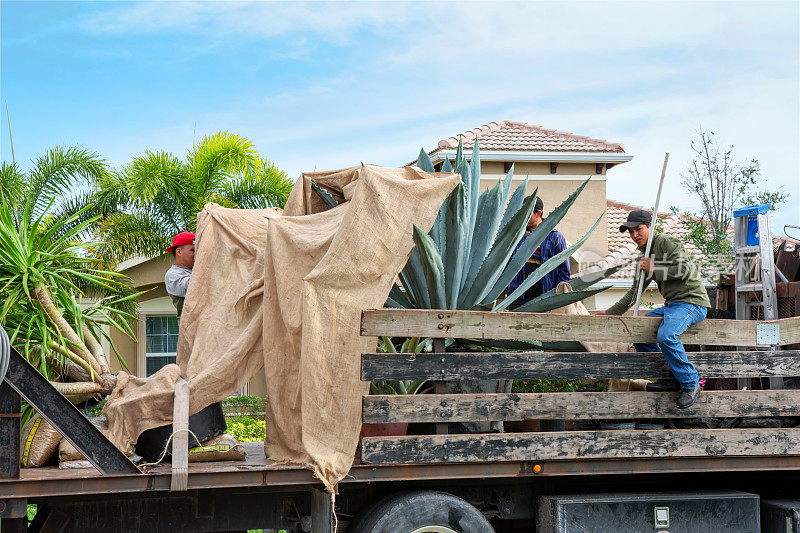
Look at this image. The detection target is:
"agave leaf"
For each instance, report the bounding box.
[384,295,404,308]
[502,163,514,201]
[540,340,588,352]
[444,182,468,308]
[481,178,592,306]
[512,286,609,313]
[499,177,529,232]
[416,148,435,173]
[455,137,464,165]
[461,181,504,296]
[453,338,542,351]
[569,262,628,291]
[429,202,446,261]
[412,225,446,308]
[389,282,413,308]
[310,181,338,208]
[442,158,453,173]
[468,139,481,230]
[458,192,538,307]
[497,212,605,311]
[399,253,429,307]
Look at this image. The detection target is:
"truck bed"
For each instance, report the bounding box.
[4,441,799,500]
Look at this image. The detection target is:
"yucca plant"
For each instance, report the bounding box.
[0,195,137,405]
[387,139,617,314]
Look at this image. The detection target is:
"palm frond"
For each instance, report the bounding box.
[27,146,109,218]
[124,150,192,209]
[219,158,293,209]
[189,132,260,203]
[93,212,173,264]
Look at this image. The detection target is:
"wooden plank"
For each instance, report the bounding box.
[311,487,334,533]
[361,428,800,464]
[171,378,189,492]
[433,338,448,435]
[361,309,800,347]
[361,350,800,381]
[363,390,800,423]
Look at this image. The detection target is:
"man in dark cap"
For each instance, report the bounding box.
[507,197,571,306]
[164,231,196,320]
[597,209,711,408]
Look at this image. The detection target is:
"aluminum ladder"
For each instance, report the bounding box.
[733,204,781,389]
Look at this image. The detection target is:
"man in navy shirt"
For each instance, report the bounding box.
[507,197,571,307]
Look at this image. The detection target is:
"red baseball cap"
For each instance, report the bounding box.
[165,232,196,253]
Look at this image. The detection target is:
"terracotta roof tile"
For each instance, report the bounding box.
[436,120,625,153]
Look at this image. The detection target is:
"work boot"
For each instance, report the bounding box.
[645,378,680,392]
[676,384,701,409]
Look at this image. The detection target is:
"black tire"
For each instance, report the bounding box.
[349,490,494,533]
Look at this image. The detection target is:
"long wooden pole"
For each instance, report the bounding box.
[633,152,669,316]
[5,101,15,165]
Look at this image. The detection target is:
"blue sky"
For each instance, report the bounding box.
[2,1,798,235]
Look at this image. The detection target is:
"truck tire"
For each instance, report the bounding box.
[349,490,494,533]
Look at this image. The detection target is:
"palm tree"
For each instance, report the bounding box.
[92,132,294,264]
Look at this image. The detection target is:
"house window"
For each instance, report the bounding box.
[145,316,179,376]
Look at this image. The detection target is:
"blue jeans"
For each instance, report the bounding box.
[633,302,708,390]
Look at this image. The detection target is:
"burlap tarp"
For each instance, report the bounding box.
[104,165,459,490]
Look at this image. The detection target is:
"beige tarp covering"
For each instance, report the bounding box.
[104,165,459,490]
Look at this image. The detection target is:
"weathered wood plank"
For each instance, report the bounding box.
[361,309,800,347]
[363,390,800,423]
[360,428,800,464]
[361,350,800,380]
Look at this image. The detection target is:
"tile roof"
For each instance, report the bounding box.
[434,120,626,153]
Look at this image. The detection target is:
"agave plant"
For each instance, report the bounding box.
[386,139,616,314]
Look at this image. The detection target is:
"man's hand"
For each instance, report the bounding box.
[595,310,607,315]
[639,257,655,273]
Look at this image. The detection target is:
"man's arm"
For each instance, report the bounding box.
[165,268,191,298]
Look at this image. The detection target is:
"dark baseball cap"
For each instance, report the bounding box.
[619,209,652,232]
[534,197,544,213]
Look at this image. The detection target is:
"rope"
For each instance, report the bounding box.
[138,427,205,469]
[138,428,239,469]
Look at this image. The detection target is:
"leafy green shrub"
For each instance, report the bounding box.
[222,395,266,419]
[227,416,266,442]
[512,379,603,393]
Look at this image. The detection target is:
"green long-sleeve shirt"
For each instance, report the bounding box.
[607,232,711,316]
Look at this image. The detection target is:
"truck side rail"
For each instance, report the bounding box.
[359,309,800,467]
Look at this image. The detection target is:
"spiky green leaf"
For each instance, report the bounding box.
[412,225,446,309]
[444,182,468,308]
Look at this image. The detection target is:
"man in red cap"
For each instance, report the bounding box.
[164,232,195,319]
